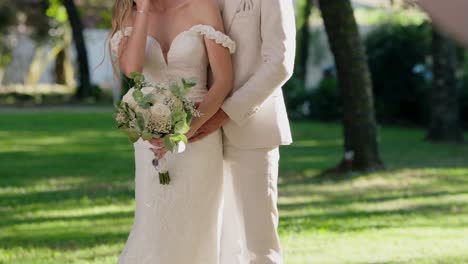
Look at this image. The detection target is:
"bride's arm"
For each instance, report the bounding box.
[185,0,234,138]
[116,0,151,77]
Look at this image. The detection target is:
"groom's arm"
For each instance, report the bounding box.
[189,0,296,143]
[221,0,296,127]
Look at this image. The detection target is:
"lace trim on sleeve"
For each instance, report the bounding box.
[192,25,236,54]
[110,27,133,60]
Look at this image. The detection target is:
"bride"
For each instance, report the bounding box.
[109,0,235,263]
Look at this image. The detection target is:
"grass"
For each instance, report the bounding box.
[0,111,468,264]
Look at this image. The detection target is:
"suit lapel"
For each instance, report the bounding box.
[223,0,243,34]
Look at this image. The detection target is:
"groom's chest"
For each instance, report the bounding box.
[219,0,261,35]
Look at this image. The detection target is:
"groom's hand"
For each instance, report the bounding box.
[189,109,230,143]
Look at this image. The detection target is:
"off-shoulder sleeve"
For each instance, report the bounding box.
[110,27,133,60]
[192,25,236,54]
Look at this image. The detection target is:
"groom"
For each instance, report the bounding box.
[189,0,296,263]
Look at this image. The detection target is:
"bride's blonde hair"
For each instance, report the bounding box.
[108,0,135,72]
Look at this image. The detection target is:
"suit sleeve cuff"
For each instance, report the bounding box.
[221,97,256,127]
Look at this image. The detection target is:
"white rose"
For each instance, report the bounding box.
[122,88,138,109]
[152,91,166,105]
[150,89,172,105]
[141,86,154,95]
[150,103,171,120]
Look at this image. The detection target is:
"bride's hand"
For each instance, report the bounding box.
[184,102,201,139]
[149,138,167,159]
[185,128,198,141]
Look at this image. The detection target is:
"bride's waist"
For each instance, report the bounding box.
[187,85,208,102]
[142,70,208,102]
[143,67,205,82]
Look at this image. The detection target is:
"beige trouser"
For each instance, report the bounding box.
[220,135,282,264]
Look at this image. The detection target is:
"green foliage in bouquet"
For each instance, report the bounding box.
[161,78,197,151]
[115,72,197,152]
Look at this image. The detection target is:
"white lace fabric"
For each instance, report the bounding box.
[110,24,236,103]
[191,25,236,53]
[110,24,236,60]
[112,24,234,264]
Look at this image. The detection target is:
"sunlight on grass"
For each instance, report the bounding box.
[0,176,89,195]
[290,139,342,148]
[15,204,135,220]
[1,114,468,263]
[283,228,468,264]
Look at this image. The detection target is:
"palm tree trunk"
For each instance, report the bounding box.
[426,29,464,143]
[62,0,91,99]
[318,0,384,171]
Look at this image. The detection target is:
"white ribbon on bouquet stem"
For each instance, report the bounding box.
[152,141,187,174]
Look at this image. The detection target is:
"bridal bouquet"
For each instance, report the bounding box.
[115,72,198,185]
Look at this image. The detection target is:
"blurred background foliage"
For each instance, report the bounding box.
[0,0,113,105]
[1,0,467,131]
[284,1,468,130]
[0,1,18,68]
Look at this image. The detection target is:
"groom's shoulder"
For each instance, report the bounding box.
[220,0,267,13]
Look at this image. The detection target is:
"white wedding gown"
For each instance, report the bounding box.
[110,24,236,264]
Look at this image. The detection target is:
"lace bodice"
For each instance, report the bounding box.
[110,24,236,102]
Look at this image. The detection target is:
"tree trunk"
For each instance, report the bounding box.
[318,0,384,171]
[55,49,66,84]
[62,0,92,99]
[296,0,313,82]
[426,30,464,143]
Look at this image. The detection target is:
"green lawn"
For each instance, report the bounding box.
[1,111,468,264]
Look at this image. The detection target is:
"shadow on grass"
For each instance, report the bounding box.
[279,189,468,211]
[0,185,134,209]
[0,231,129,250]
[278,122,468,186]
[1,150,134,187]
[0,209,135,228]
[279,201,468,233]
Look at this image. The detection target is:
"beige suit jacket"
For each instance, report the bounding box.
[217,0,296,149]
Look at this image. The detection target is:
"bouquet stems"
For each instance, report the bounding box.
[159,172,171,185]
